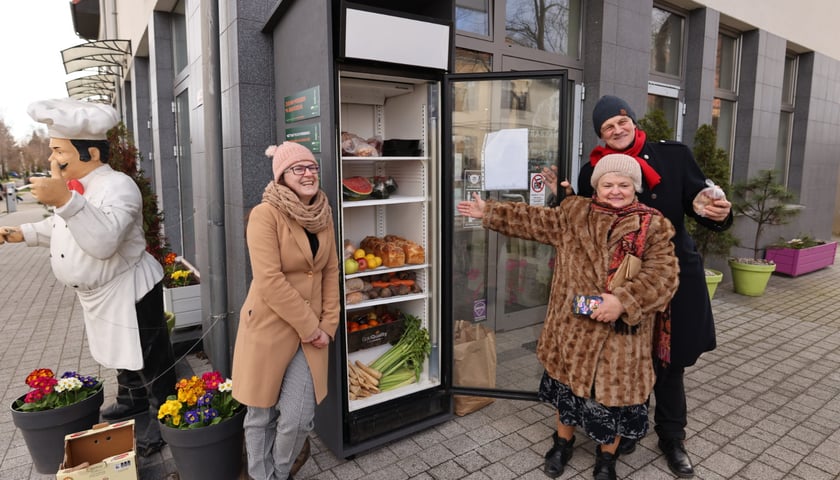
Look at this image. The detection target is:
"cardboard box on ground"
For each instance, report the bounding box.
[56,420,137,480]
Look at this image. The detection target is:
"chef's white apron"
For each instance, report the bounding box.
[76,268,144,370]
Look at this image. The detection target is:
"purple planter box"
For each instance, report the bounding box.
[764,241,837,277]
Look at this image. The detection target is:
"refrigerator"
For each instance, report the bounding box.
[268,0,570,458]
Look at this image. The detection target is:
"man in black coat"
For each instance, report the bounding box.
[549,95,733,478]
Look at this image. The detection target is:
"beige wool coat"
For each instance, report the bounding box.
[483,196,679,407]
[232,201,340,408]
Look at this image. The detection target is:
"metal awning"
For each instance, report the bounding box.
[62,40,130,103]
[61,40,131,74]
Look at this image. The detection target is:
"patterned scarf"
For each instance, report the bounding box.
[589,129,662,190]
[261,181,332,233]
[590,199,670,353]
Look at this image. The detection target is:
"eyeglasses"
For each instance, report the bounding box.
[285,164,320,176]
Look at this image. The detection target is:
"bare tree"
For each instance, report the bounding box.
[0,119,20,179]
[505,0,572,54]
[21,129,50,175]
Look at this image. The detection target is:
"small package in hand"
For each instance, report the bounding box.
[573,295,603,315]
[692,179,726,216]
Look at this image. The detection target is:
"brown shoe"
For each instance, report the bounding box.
[290,437,311,476]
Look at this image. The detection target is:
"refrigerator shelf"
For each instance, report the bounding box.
[347,342,438,411]
[348,378,440,412]
[345,264,428,279]
[345,292,427,311]
[341,194,426,207]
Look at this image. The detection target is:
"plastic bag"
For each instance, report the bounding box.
[692,179,726,216]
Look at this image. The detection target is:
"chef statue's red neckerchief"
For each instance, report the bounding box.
[67,179,84,195]
[590,129,661,190]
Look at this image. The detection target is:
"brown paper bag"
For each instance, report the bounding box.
[453,320,497,416]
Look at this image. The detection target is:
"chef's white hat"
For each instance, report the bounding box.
[27,98,119,140]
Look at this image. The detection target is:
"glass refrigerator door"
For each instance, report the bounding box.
[449,71,568,396]
[338,72,441,412]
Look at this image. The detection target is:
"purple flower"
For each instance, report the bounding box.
[202,408,219,424]
[197,392,214,407]
[184,409,202,425]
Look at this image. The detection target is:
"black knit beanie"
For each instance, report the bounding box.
[592,95,637,136]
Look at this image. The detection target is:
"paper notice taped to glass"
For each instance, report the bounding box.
[481,128,529,190]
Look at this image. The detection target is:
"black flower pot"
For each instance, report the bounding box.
[10,386,104,474]
[159,407,246,480]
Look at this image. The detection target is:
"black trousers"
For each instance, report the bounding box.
[115,282,177,447]
[653,364,687,441]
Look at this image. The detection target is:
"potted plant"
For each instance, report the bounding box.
[10,369,104,474]
[765,235,838,276]
[687,125,738,299]
[162,251,202,331]
[729,170,799,296]
[157,371,245,480]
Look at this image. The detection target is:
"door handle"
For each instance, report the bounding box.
[500,194,526,202]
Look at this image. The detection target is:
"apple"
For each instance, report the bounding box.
[344,258,359,274]
[356,258,368,271]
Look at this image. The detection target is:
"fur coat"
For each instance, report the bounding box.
[578,140,732,367]
[483,196,679,407]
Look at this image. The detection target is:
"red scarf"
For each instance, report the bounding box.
[589,129,661,190]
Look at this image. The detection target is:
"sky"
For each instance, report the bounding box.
[0,2,86,142]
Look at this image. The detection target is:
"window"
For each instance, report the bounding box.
[504,0,582,58]
[456,0,490,37]
[713,31,740,164]
[775,53,797,186]
[455,47,492,73]
[172,0,188,75]
[647,81,682,141]
[650,7,684,77]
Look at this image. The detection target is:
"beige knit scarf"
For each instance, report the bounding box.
[262,181,332,233]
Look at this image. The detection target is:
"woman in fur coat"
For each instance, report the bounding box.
[232,142,340,480]
[457,154,679,480]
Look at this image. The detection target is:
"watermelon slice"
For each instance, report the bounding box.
[342,176,373,200]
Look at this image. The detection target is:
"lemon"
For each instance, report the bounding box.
[353,248,366,259]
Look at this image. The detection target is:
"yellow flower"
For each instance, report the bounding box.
[157,399,184,426]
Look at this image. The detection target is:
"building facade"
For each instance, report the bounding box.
[68,0,840,368]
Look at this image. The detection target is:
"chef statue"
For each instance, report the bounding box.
[0,98,176,457]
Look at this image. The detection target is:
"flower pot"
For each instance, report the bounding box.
[764,241,837,276]
[728,260,776,296]
[10,386,104,474]
[163,284,202,330]
[159,407,246,480]
[704,268,723,299]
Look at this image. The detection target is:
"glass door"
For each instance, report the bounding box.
[448,70,568,397]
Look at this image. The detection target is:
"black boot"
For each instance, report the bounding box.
[101,370,149,421]
[544,433,575,478]
[658,438,694,478]
[616,436,636,456]
[593,445,617,480]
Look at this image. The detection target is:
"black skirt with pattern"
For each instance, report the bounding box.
[538,371,649,445]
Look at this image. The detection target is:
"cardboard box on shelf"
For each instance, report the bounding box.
[56,420,137,480]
